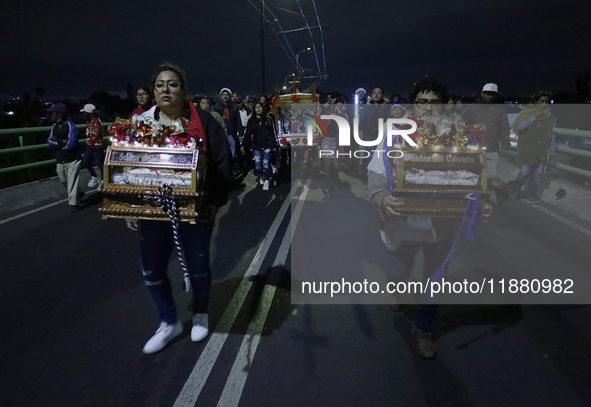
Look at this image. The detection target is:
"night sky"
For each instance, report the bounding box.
[2,0,590,99]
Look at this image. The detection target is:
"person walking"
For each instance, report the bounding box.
[243,102,278,191]
[80,104,104,189]
[509,91,555,204]
[132,63,232,354]
[46,103,82,213]
[462,83,511,204]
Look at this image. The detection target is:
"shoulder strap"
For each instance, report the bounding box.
[188,101,207,151]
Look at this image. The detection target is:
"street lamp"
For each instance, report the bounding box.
[296,47,311,79]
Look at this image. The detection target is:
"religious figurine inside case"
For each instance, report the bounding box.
[388,148,491,217]
[384,117,492,217]
[99,114,208,224]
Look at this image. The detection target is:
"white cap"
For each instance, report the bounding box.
[355,88,367,94]
[80,103,96,113]
[482,83,499,93]
[220,87,232,96]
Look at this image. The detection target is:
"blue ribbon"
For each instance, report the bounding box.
[383,145,482,283]
[432,191,481,283]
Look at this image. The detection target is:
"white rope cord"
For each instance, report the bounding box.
[156,184,191,293]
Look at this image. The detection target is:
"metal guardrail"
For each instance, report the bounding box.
[554,127,591,138]
[0,124,92,138]
[0,124,112,175]
[505,150,591,179]
[1,123,591,179]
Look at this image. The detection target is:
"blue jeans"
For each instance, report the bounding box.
[387,237,454,332]
[513,163,542,200]
[253,148,273,181]
[139,220,214,324]
[81,147,104,179]
[227,134,236,157]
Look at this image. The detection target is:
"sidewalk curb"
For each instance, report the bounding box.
[0,170,96,215]
[497,158,591,222]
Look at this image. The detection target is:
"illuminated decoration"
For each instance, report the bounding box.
[108,115,196,149]
[400,116,487,149]
[291,95,301,103]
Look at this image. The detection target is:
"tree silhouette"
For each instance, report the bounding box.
[35,85,45,100]
[126,82,135,102]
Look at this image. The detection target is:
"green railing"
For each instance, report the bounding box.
[1,124,591,179]
[0,124,112,175]
[506,127,591,180]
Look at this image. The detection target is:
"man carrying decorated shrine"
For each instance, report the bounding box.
[367,77,492,359]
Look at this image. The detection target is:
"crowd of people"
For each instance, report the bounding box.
[44,66,557,359]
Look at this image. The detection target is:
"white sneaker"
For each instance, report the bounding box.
[259,178,264,185]
[142,320,183,354]
[263,180,270,191]
[88,176,101,189]
[272,165,278,175]
[191,314,209,342]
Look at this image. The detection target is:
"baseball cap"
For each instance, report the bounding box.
[391,100,405,110]
[482,83,499,93]
[80,103,96,114]
[220,87,232,96]
[46,103,69,115]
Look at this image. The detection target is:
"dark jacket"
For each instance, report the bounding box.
[47,120,80,163]
[213,100,243,138]
[462,98,511,152]
[153,106,233,207]
[360,99,389,137]
[512,108,555,166]
[244,115,277,150]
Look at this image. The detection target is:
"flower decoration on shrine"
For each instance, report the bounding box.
[291,95,301,103]
[272,97,279,107]
[108,115,196,149]
[395,116,486,149]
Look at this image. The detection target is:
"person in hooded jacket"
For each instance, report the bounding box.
[213,87,242,158]
[47,102,82,213]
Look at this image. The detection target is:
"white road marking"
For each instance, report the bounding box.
[172,179,305,407]
[0,188,101,225]
[0,199,68,225]
[215,179,311,407]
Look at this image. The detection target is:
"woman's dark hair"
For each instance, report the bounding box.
[195,96,211,107]
[136,84,153,98]
[333,96,346,105]
[259,94,271,110]
[150,62,188,93]
[253,101,268,118]
[531,91,551,104]
[410,77,448,103]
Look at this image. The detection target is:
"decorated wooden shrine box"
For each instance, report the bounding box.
[273,82,322,166]
[389,147,491,218]
[99,117,208,224]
